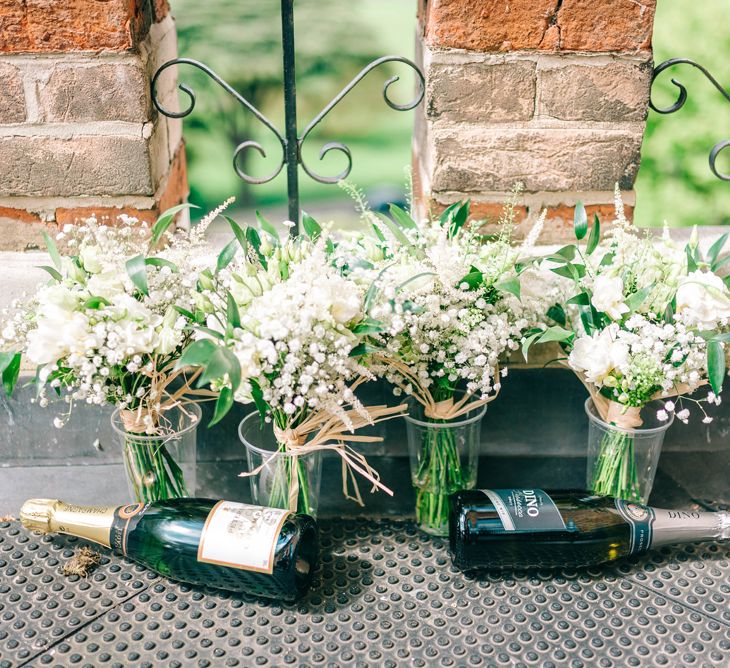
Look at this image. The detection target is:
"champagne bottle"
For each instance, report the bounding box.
[449,489,730,570]
[20,498,318,602]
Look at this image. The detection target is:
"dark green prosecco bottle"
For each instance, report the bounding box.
[20,498,318,602]
[449,489,730,571]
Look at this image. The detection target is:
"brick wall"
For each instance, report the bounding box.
[414,0,657,241]
[0,0,186,251]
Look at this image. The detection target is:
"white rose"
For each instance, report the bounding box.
[26,311,89,365]
[331,291,361,324]
[79,244,104,274]
[568,326,630,386]
[38,284,78,313]
[154,326,181,355]
[87,271,125,300]
[676,270,730,330]
[591,276,629,321]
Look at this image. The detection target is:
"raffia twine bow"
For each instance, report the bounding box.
[375,354,502,421]
[565,361,708,430]
[240,387,407,512]
[119,356,217,435]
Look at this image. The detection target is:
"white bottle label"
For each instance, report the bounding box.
[197,501,290,574]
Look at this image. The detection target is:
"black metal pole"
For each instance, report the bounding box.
[281,0,300,235]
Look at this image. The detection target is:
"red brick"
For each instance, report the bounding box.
[424,0,656,52]
[558,0,656,52]
[157,142,188,215]
[55,206,157,227]
[0,206,42,225]
[0,0,154,53]
[542,203,634,236]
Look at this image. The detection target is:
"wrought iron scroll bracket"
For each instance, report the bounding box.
[151,55,424,226]
[650,58,730,181]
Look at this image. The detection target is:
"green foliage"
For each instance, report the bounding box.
[635,2,730,227]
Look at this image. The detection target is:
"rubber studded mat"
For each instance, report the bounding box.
[0,518,728,667]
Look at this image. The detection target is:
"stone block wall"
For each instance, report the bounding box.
[0,0,187,251]
[413,0,657,242]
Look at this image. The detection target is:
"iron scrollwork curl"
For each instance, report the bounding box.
[298,56,425,184]
[650,58,730,181]
[151,58,286,185]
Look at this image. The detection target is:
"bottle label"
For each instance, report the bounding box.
[197,501,290,575]
[614,499,655,555]
[110,502,149,555]
[481,488,566,532]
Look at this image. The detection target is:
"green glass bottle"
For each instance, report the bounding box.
[20,498,318,602]
[449,488,730,570]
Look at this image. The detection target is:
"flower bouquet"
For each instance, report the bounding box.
[0,203,227,502]
[177,214,404,516]
[339,189,546,534]
[526,188,730,502]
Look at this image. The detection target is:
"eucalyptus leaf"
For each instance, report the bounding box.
[256,210,280,242]
[302,211,322,241]
[586,213,600,254]
[573,202,588,241]
[150,203,197,247]
[216,238,239,273]
[209,386,234,427]
[707,340,726,395]
[37,265,63,282]
[495,277,521,300]
[226,291,241,329]
[538,325,575,344]
[708,233,728,267]
[1,352,21,396]
[224,215,248,255]
[388,203,418,230]
[125,254,149,296]
[42,231,62,270]
[177,339,219,369]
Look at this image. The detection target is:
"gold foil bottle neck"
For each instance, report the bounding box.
[20,498,58,534]
[19,499,116,548]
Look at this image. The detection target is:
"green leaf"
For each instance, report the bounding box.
[246,227,267,269]
[599,251,615,267]
[224,215,248,255]
[125,254,149,296]
[209,386,234,427]
[707,340,726,395]
[521,330,543,362]
[439,202,462,227]
[256,210,280,242]
[686,245,698,273]
[388,203,418,230]
[226,291,241,329]
[249,379,269,418]
[349,342,381,357]
[573,202,588,241]
[710,332,730,343]
[708,233,728,267]
[447,201,470,238]
[550,263,586,280]
[195,326,226,341]
[495,277,521,300]
[216,238,239,273]
[626,285,654,313]
[458,267,483,290]
[713,252,730,272]
[37,265,62,282]
[538,325,575,344]
[586,214,601,254]
[376,212,412,248]
[352,318,385,335]
[1,352,21,396]
[578,305,595,334]
[554,245,577,261]
[363,263,394,313]
[82,296,111,310]
[566,292,591,306]
[546,303,566,326]
[150,203,197,247]
[176,339,219,370]
[173,305,201,323]
[301,211,322,241]
[42,231,62,270]
[199,346,241,392]
[144,257,179,272]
